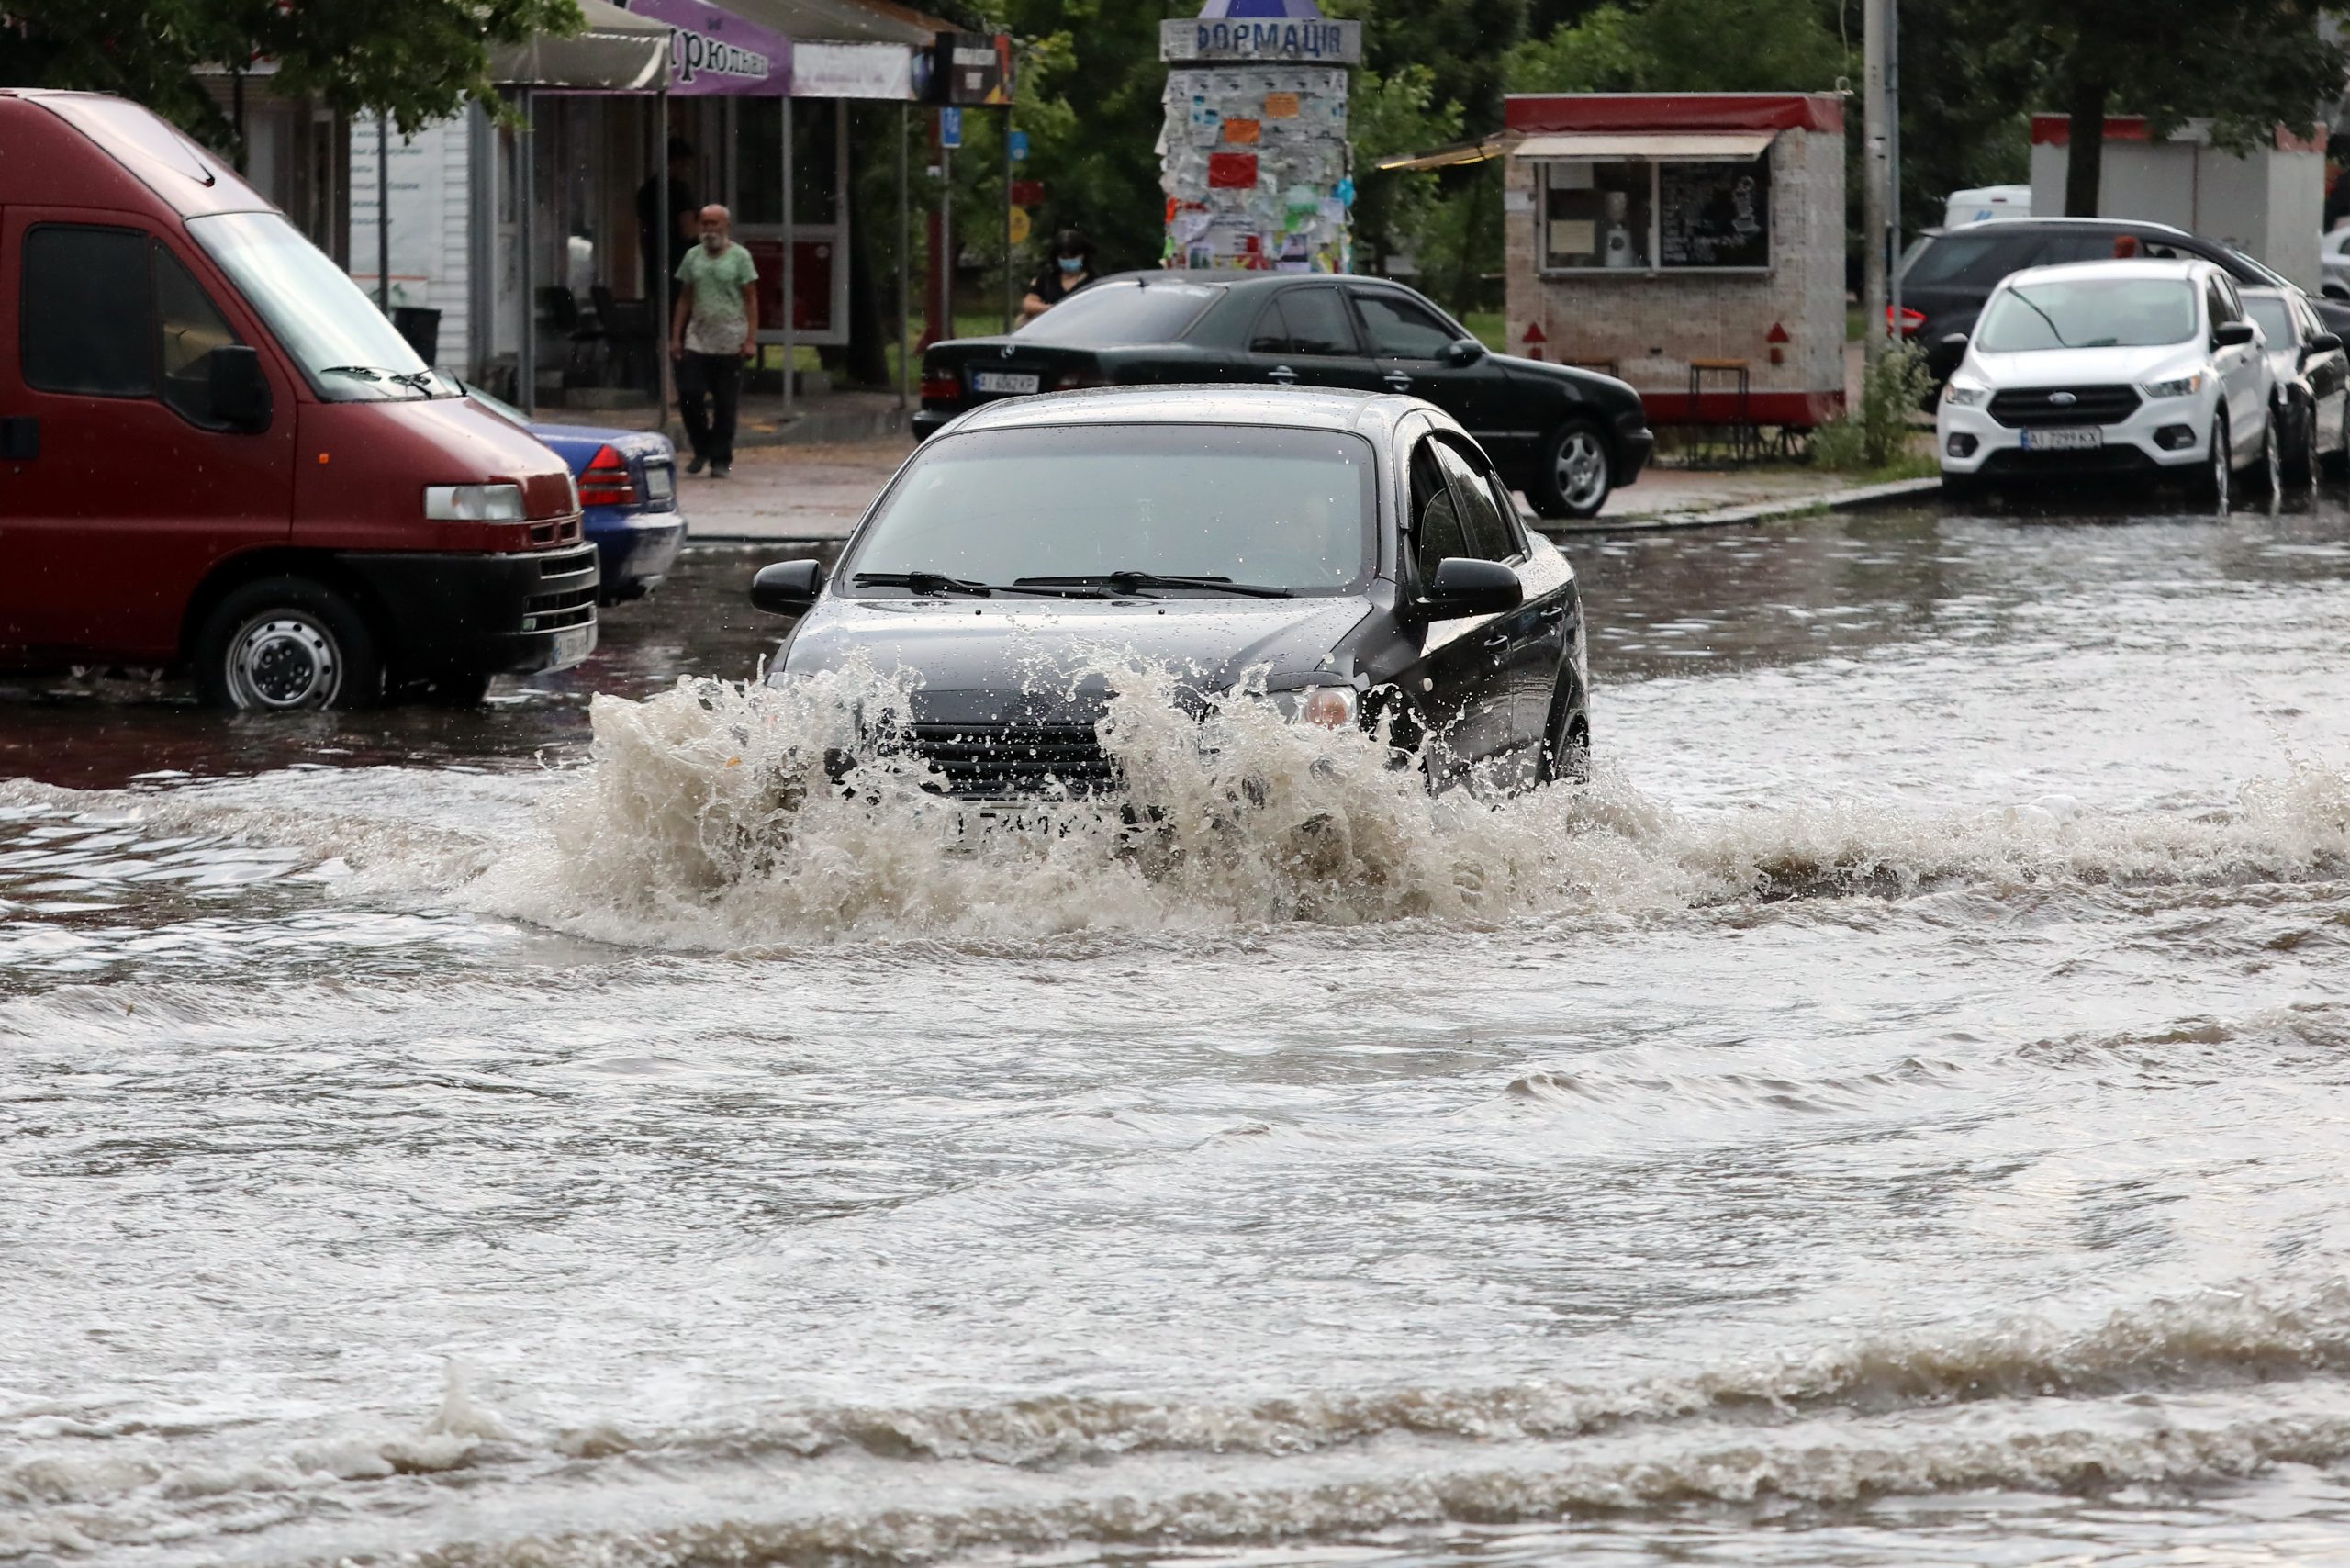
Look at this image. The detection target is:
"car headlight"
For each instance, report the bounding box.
[2141,372,2205,399]
[1267,685,1359,728]
[424,483,526,521]
[1942,378,1990,408]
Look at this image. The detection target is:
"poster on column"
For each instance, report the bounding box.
[616,0,792,95]
[347,116,451,310]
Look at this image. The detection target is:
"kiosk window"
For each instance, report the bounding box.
[1658,158,1770,269]
[1539,162,1651,271]
[23,225,154,398]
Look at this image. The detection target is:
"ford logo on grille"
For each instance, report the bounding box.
[2048,391,2078,406]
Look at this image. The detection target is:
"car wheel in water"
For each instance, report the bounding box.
[2326,402,2350,480]
[2190,412,2230,513]
[2282,399,2318,488]
[194,578,382,711]
[2250,409,2281,499]
[1530,419,1611,520]
[1535,711,1592,787]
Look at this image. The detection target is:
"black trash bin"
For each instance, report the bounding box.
[391,306,442,367]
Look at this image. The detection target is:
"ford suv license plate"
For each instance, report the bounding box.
[2020,427,2102,452]
[971,371,1040,395]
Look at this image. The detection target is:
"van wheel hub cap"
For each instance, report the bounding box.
[230,617,339,709]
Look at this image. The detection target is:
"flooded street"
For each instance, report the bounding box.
[6,494,2350,1565]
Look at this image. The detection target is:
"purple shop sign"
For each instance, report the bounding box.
[619,0,792,95]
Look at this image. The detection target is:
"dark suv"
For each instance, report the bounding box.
[1902,218,2350,381]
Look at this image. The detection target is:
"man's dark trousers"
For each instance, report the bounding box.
[677,351,741,467]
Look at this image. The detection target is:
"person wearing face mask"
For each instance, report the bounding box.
[1021,230,1097,324]
[669,204,759,477]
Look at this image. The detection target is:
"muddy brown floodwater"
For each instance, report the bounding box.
[6,491,2350,1566]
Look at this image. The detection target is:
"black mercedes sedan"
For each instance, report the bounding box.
[915,272,1652,520]
[751,386,1591,798]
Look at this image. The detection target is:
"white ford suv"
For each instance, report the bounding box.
[1937,258,2275,506]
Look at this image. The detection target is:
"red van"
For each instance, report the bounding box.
[0,91,597,709]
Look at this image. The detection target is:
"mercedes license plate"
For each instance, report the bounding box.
[970,370,1041,395]
[550,624,597,670]
[2020,426,2102,452]
[643,463,674,503]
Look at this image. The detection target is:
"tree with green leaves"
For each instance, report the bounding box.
[0,0,585,151]
[1974,0,2347,215]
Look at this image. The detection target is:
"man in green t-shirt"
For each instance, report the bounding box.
[669,204,758,477]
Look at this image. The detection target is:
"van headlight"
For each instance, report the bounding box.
[1942,378,1990,408]
[2141,372,2205,399]
[1269,685,1359,728]
[424,483,526,521]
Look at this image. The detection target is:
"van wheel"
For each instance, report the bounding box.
[1529,418,1612,520]
[194,578,381,711]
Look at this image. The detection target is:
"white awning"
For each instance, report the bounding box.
[490,0,671,89]
[1513,129,1777,160]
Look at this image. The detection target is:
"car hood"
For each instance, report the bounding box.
[776,593,1371,723]
[1966,343,2198,386]
[1496,352,1640,404]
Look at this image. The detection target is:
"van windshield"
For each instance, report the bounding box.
[186,212,456,401]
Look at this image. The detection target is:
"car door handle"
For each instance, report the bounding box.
[1539,602,1568,621]
[1482,632,1511,647]
[0,417,38,460]
[1268,364,1298,385]
[1382,372,1414,391]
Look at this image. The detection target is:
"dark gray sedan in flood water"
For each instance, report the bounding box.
[748,386,1590,798]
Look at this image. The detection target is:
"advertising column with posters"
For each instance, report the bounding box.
[1159,0,1358,273]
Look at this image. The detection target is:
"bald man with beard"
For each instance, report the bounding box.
[670,203,758,477]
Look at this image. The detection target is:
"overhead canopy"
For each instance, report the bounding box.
[1377,134,1513,173]
[1515,129,1777,160]
[491,0,671,89]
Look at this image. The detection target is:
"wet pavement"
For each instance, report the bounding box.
[6,485,2350,1565]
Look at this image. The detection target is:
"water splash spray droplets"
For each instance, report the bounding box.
[463,664,2350,950]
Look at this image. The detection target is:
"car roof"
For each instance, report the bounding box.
[1999,257,2210,286]
[1975,217,2195,238]
[937,384,1427,440]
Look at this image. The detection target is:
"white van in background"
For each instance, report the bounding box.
[1944,185,2032,228]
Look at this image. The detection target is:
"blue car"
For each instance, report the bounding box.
[465,385,686,602]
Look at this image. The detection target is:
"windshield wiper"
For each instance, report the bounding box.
[1018,571,1294,599]
[317,364,387,381]
[854,570,995,597]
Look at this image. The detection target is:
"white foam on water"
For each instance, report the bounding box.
[450,668,2350,950]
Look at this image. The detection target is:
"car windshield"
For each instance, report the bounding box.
[2244,296,2298,350]
[1016,280,1220,345]
[1975,277,2198,352]
[1901,230,2028,286]
[844,423,1375,596]
[186,212,457,401]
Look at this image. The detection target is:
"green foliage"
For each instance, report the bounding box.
[1811,342,1931,474]
[1505,0,1843,95]
[0,0,585,144]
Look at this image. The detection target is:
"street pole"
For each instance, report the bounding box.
[656,85,672,435]
[376,115,391,312]
[941,140,954,342]
[898,101,910,410]
[782,98,796,416]
[1862,0,1888,365]
[1002,113,1013,334]
[518,91,535,417]
[1886,0,1903,346]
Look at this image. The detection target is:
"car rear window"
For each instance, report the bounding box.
[1902,230,2040,287]
[1016,279,1220,346]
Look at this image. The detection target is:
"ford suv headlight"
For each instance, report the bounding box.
[1267,686,1359,728]
[1942,378,1990,408]
[2141,372,2205,399]
[424,483,526,521]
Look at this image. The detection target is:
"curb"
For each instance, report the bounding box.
[1535,475,1942,536]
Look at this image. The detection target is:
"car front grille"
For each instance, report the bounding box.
[1987,385,2143,427]
[903,722,1119,800]
[522,585,598,633]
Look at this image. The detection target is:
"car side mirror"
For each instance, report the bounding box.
[2306,331,2344,359]
[208,344,272,432]
[1444,336,1486,366]
[750,558,825,616]
[2213,319,2257,348]
[1419,557,1521,619]
[1939,331,1970,352]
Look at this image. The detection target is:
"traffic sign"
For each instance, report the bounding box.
[1009,130,1028,162]
[940,106,963,149]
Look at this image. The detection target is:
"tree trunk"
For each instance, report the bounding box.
[2064,72,2107,217]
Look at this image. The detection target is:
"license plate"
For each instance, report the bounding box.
[643,463,674,502]
[2020,426,2102,451]
[970,371,1041,395]
[550,623,597,670]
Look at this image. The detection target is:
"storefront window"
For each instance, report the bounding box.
[1537,155,1774,273]
[1539,162,1650,271]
